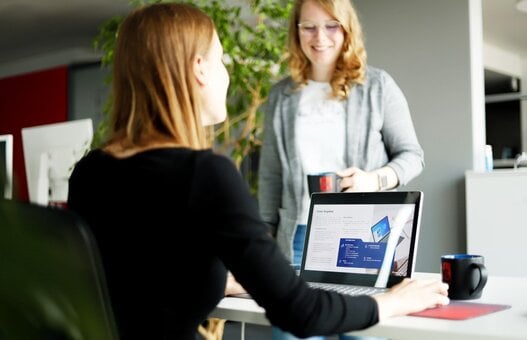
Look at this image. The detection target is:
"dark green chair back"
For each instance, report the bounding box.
[0,199,118,339]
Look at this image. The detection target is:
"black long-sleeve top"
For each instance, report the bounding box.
[67,148,379,339]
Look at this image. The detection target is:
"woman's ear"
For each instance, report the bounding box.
[193,54,207,86]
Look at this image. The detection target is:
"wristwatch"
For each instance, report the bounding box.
[377,173,388,191]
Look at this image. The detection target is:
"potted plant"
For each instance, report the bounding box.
[93,0,292,195]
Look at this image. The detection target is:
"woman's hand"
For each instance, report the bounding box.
[336,167,378,192]
[225,273,247,296]
[372,278,449,321]
[337,166,399,192]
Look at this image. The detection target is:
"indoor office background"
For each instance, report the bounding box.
[0,0,526,338]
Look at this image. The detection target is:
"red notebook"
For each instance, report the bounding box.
[409,301,511,320]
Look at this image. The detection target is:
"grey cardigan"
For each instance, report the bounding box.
[257,66,424,262]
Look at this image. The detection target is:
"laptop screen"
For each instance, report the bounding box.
[300,191,423,288]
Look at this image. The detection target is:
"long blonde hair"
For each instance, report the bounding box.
[288,0,367,99]
[108,3,215,150]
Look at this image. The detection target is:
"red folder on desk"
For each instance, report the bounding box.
[409,301,511,320]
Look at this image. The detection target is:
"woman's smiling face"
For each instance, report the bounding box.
[298,0,344,79]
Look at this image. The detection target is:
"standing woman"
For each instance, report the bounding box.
[68,2,445,340]
[258,1,424,338]
[259,0,424,275]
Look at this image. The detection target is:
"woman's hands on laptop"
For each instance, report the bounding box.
[372,278,449,320]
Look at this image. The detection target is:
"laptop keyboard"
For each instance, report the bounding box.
[308,282,386,296]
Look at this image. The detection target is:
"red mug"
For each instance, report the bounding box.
[307,172,339,195]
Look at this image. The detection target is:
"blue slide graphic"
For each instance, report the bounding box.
[336,238,387,269]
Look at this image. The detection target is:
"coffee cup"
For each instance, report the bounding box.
[307,172,339,195]
[441,254,488,300]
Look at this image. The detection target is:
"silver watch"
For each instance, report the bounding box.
[377,173,388,191]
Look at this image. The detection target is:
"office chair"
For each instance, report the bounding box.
[0,199,118,340]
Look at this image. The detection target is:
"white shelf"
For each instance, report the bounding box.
[485,92,527,103]
[465,170,527,277]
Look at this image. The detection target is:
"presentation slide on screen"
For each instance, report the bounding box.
[304,204,415,274]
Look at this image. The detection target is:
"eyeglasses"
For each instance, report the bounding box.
[297,20,342,36]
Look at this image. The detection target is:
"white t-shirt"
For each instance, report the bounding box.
[295,80,347,224]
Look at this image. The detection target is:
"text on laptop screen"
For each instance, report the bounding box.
[304,203,415,277]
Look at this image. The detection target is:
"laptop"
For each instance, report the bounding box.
[300,191,423,296]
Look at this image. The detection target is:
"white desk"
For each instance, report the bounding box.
[211,273,527,340]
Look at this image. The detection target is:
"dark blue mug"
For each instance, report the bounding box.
[441,254,488,300]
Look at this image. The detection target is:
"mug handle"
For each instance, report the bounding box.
[470,263,488,296]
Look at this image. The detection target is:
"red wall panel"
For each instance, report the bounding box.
[0,66,68,201]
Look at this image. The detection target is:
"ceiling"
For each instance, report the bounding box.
[0,0,525,70]
[0,0,130,65]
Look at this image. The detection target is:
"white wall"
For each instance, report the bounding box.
[354,0,485,271]
[484,43,523,77]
